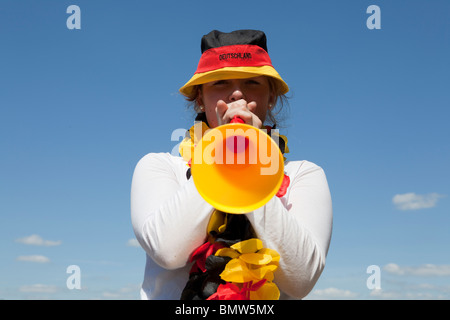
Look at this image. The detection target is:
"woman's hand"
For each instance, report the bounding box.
[215,99,263,129]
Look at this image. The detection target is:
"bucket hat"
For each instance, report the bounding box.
[179,30,289,97]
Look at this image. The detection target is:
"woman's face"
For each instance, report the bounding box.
[197,76,275,128]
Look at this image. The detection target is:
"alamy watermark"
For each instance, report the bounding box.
[66,265,81,290]
[171,122,282,176]
[66,5,381,31]
[66,5,81,30]
[366,265,381,290]
[367,5,381,30]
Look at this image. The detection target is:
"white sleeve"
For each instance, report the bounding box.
[247,161,333,299]
[130,153,214,270]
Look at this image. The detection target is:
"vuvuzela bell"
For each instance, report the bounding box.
[190,121,284,214]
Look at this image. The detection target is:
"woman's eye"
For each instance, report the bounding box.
[246,80,260,85]
[213,80,228,86]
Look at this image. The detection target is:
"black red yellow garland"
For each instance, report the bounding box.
[179,113,290,300]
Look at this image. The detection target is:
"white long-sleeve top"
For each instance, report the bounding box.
[130,152,332,300]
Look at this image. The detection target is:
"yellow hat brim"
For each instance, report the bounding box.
[179,66,289,97]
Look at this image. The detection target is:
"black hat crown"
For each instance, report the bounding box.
[201,30,268,53]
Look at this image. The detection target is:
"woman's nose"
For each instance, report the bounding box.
[229,88,245,102]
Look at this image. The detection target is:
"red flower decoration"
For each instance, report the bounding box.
[207,280,267,300]
[189,241,225,274]
[276,173,290,198]
[207,283,246,300]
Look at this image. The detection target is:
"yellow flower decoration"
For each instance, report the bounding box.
[250,281,280,300]
[230,238,263,254]
[270,130,289,161]
[215,238,281,300]
[214,247,240,259]
[179,121,210,163]
[240,253,272,265]
[206,210,227,235]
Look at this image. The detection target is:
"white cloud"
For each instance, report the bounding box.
[126,238,140,247]
[19,284,58,293]
[15,234,62,246]
[369,288,401,299]
[307,287,359,299]
[369,288,441,300]
[16,255,50,263]
[369,283,450,300]
[392,192,445,210]
[384,263,450,276]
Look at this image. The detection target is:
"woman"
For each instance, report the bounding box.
[131,30,332,300]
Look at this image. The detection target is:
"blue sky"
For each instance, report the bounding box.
[1,0,449,299]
